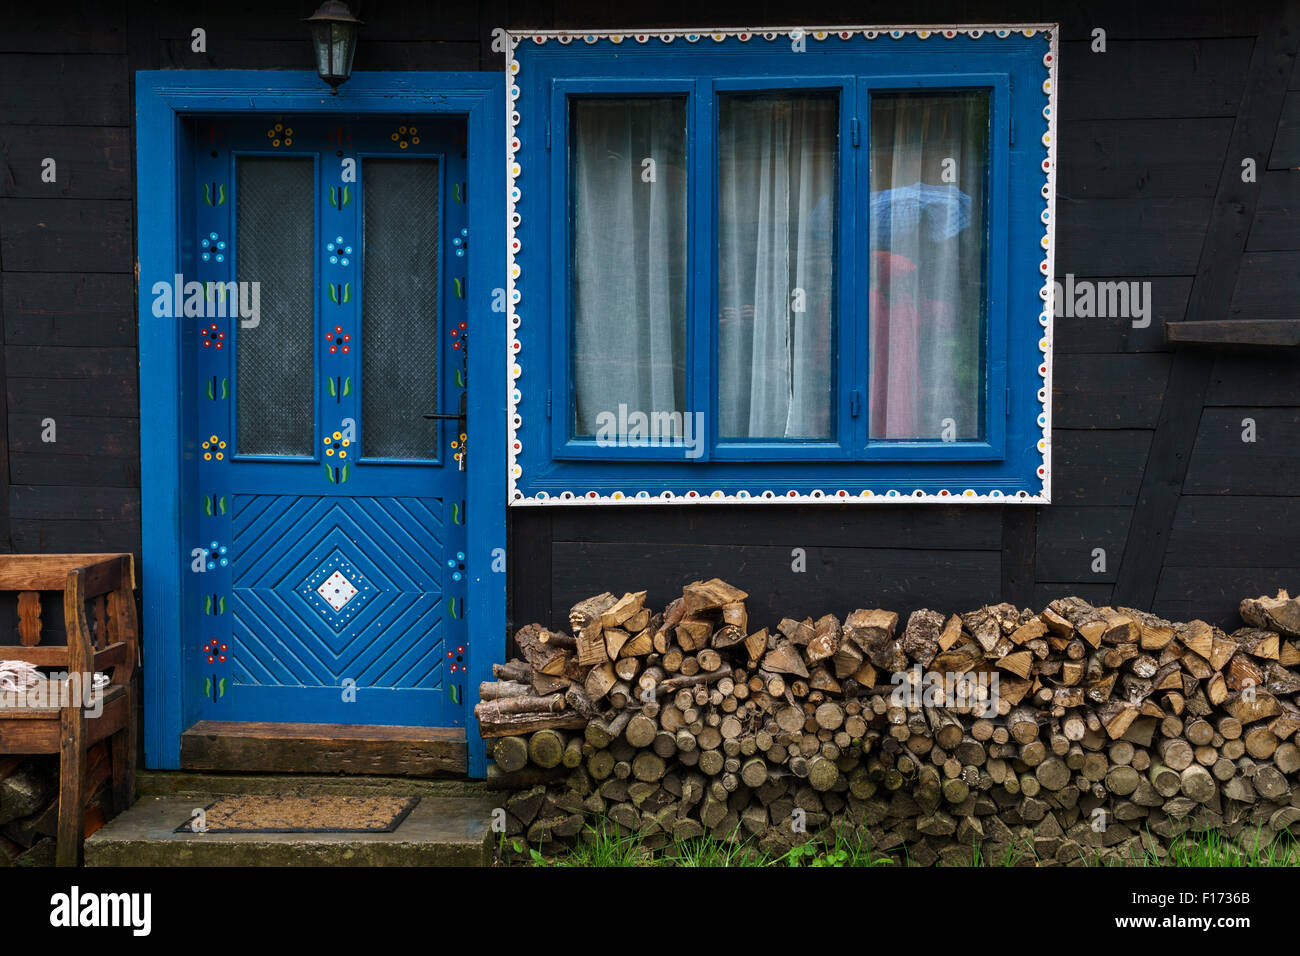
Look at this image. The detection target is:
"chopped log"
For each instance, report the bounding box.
[1244,726,1278,760]
[515,623,570,676]
[603,628,631,660]
[584,663,617,701]
[528,730,567,769]
[658,666,733,695]
[562,736,584,769]
[475,695,565,720]
[675,619,712,652]
[996,650,1032,679]
[479,680,532,700]
[1157,738,1195,772]
[814,702,844,731]
[493,660,531,682]
[585,709,633,749]
[1179,764,1216,803]
[570,592,617,631]
[632,752,666,783]
[762,640,809,678]
[1240,590,1300,638]
[1147,762,1180,797]
[625,713,658,749]
[892,611,941,669]
[1223,689,1280,724]
[538,630,577,650]
[613,657,640,682]
[1097,700,1139,740]
[491,735,529,773]
[681,578,748,614]
[601,591,648,629]
[620,627,654,657]
[807,756,840,792]
[477,711,586,738]
[1235,627,1280,661]
[778,617,816,645]
[697,648,723,672]
[832,638,865,680]
[807,614,842,663]
[531,672,571,695]
[743,628,769,664]
[843,609,899,653]
[1176,620,1215,659]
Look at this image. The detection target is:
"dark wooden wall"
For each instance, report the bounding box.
[0,1,1295,642]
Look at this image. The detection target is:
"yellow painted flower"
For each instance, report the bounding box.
[201,435,226,461]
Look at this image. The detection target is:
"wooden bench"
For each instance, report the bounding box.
[0,554,137,866]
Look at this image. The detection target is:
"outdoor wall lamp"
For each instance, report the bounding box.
[305,1,361,93]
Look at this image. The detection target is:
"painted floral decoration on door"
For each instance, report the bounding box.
[266,118,294,147]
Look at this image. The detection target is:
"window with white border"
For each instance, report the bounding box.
[506,25,1058,506]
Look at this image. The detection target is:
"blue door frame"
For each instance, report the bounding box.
[136,71,506,777]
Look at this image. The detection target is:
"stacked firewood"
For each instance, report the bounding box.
[0,743,114,866]
[477,583,1300,864]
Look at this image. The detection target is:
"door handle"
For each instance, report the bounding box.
[424,393,467,470]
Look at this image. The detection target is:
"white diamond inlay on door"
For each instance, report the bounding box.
[316,570,359,611]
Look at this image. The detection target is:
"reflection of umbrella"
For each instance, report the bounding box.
[869,182,972,247]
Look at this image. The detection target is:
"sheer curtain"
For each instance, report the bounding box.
[571,98,687,437]
[717,93,837,440]
[869,91,989,440]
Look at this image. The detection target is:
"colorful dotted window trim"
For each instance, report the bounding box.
[504,24,1058,507]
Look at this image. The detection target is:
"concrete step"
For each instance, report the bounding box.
[85,792,500,866]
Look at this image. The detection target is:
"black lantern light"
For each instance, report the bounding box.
[305,1,361,92]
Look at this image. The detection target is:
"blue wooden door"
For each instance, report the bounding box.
[187,116,469,727]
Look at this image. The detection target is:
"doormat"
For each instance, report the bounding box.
[175,795,420,834]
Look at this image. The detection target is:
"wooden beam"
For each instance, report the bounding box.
[180,721,467,777]
[1165,318,1300,347]
[1115,4,1300,611]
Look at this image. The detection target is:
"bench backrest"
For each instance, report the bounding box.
[0,554,137,686]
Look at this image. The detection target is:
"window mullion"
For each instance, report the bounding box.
[842,80,862,458]
[692,78,715,463]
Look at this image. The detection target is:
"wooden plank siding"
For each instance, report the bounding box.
[0,0,1294,664]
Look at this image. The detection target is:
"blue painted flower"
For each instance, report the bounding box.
[205,540,229,570]
[201,232,226,263]
[326,235,353,266]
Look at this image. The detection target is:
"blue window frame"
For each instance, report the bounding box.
[507,27,1057,504]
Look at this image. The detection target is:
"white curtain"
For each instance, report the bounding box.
[571,98,687,436]
[868,91,988,440]
[717,93,837,440]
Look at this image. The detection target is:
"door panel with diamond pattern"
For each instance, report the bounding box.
[187,116,469,728]
[224,495,451,724]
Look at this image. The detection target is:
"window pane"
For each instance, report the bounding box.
[236,156,315,457]
[718,92,838,441]
[570,98,687,441]
[868,90,989,441]
[362,158,440,460]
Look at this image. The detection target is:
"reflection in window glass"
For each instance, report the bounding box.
[868,90,989,440]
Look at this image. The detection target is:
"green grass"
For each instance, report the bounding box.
[499,818,1300,868]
